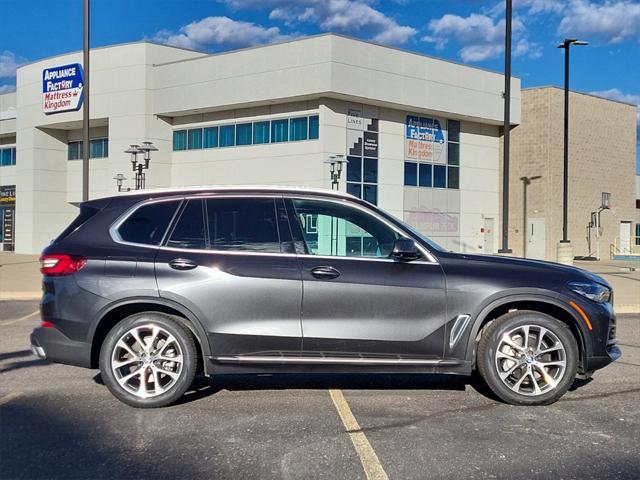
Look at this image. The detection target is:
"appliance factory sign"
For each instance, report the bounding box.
[405,115,446,163]
[42,64,84,114]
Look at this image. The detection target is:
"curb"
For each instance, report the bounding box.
[0,292,41,301]
[615,305,640,314]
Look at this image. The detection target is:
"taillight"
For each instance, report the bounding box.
[39,254,87,276]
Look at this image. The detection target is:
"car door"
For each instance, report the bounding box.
[286,196,446,359]
[155,195,303,357]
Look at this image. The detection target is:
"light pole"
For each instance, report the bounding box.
[325,154,348,190]
[116,141,158,191]
[556,38,588,264]
[520,175,541,258]
[498,0,513,254]
[82,0,90,201]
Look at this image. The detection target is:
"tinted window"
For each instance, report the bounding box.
[271,119,288,143]
[292,198,397,258]
[236,123,252,146]
[404,162,417,186]
[167,200,206,249]
[206,198,280,252]
[118,201,180,245]
[203,127,219,148]
[308,115,319,139]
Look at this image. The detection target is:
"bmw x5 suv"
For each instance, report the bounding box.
[31,186,620,408]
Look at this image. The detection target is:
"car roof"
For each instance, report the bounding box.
[97,185,355,201]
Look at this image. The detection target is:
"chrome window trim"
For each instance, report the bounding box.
[213,355,459,366]
[285,194,439,264]
[109,192,439,264]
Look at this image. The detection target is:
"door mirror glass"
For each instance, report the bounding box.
[391,237,419,261]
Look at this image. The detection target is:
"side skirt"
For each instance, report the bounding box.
[205,355,473,375]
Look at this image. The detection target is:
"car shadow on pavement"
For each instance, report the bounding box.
[0,349,49,374]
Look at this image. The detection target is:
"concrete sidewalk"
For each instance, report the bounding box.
[0,252,638,312]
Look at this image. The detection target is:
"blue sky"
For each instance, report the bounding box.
[1,0,639,168]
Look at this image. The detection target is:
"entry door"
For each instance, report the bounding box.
[287,197,447,359]
[527,218,546,260]
[619,222,631,254]
[155,197,303,357]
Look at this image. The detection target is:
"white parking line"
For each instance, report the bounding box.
[330,389,389,480]
[0,392,22,406]
[0,310,39,326]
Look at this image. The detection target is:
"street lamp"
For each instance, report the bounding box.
[112,173,130,192]
[325,154,348,190]
[116,141,158,191]
[556,38,588,264]
[520,175,541,258]
[498,0,513,255]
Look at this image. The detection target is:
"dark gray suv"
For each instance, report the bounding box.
[31,187,620,408]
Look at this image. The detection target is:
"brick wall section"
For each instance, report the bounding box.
[500,87,637,260]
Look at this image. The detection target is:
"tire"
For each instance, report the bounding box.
[99,312,198,408]
[477,310,578,406]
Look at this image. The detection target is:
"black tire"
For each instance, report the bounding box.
[99,312,198,408]
[477,310,578,406]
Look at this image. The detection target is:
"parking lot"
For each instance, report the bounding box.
[1,300,639,480]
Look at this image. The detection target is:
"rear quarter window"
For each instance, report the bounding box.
[55,205,100,242]
[117,200,180,246]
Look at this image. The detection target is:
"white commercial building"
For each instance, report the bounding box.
[0,34,520,254]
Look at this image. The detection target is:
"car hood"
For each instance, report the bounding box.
[440,252,610,288]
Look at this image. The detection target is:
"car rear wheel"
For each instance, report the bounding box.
[477,310,578,405]
[99,312,197,408]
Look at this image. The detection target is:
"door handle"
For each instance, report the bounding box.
[168,258,198,271]
[310,266,340,280]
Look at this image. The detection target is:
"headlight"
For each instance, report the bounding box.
[568,281,611,303]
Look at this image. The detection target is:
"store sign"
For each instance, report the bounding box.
[405,115,446,163]
[42,63,84,114]
[0,185,16,205]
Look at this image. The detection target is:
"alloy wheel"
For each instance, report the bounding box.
[111,324,184,399]
[494,324,567,396]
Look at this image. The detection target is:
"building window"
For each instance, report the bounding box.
[203,127,219,148]
[403,119,460,190]
[172,113,319,151]
[173,130,187,151]
[309,115,319,140]
[290,117,308,141]
[271,119,289,143]
[404,162,417,186]
[68,139,109,160]
[220,125,235,147]
[188,128,202,150]
[0,147,16,167]
[236,123,252,146]
[253,121,270,144]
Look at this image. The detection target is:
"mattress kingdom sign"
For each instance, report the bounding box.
[42,63,84,114]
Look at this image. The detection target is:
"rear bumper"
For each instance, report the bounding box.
[30,327,92,368]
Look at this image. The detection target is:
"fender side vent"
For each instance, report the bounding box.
[449,314,472,349]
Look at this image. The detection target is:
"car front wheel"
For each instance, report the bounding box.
[99,312,198,408]
[477,310,578,405]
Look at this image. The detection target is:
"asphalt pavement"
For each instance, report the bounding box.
[1,300,639,480]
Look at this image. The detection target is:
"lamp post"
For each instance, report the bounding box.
[325,154,348,190]
[116,141,158,192]
[498,0,513,254]
[556,38,588,264]
[520,175,541,258]
[81,0,90,201]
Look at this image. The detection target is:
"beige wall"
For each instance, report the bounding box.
[503,87,637,260]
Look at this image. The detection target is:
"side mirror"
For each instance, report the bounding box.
[391,237,420,261]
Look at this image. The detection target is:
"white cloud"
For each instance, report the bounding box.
[154,16,288,51]
[423,13,540,62]
[226,0,416,45]
[0,51,27,79]
[559,0,640,44]
[590,88,640,139]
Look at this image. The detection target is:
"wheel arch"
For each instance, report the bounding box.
[89,297,212,369]
[464,294,590,374]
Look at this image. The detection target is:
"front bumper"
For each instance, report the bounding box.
[30,327,92,368]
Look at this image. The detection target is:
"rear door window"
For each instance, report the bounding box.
[166,200,206,249]
[118,200,180,246]
[206,198,281,252]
